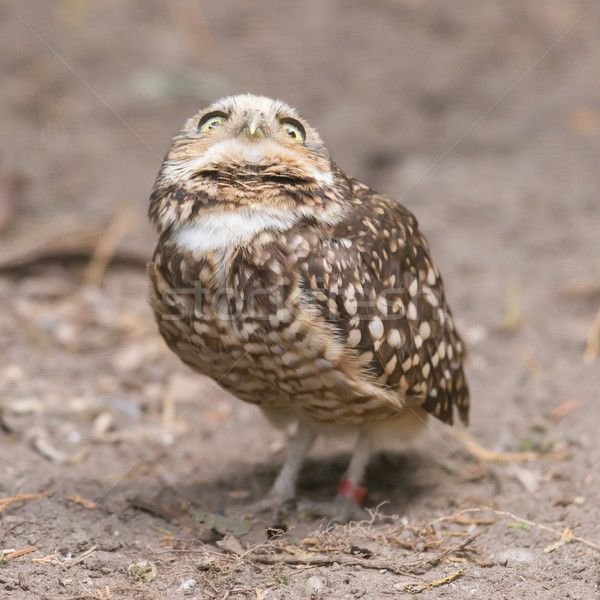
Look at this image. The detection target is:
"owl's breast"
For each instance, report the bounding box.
[148,234,405,425]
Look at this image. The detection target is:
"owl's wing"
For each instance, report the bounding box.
[299,181,469,425]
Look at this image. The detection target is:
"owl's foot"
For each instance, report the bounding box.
[297,493,369,525]
[245,492,368,525]
[245,491,297,516]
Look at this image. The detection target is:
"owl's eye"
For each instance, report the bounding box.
[280,118,306,143]
[198,111,228,133]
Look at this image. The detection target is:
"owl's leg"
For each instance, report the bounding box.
[330,428,373,522]
[292,428,372,523]
[251,420,316,512]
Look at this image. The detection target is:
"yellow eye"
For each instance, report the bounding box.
[281,119,306,143]
[198,112,227,133]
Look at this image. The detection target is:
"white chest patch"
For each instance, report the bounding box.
[172,210,299,254]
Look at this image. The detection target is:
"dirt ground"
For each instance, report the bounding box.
[1,1,600,598]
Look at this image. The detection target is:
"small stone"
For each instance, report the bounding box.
[111,343,146,373]
[178,579,196,591]
[67,396,94,413]
[305,575,325,598]
[495,548,535,566]
[1,364,25,385]
[215,534,245,556]
[5,397,43,415]
[53,321,78,348]
[92,411,114,439]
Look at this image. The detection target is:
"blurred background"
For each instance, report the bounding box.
[0,1,599,596]
[3,1,598,233]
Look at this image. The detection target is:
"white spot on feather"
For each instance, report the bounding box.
[347,329,361,346]
[409,279,418,297]
[369,317,384,339]
[387,329,403,347]
[407,302,417,320]
[384,355,397,375]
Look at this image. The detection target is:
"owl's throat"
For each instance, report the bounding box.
[170,208,302,255]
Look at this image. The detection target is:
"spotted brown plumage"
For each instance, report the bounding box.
[148,94,469,518]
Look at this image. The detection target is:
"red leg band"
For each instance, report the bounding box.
[337,478,367,505]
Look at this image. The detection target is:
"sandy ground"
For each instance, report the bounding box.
[1,1,600,598]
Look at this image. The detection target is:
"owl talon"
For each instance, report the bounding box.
[330,493,370,523]
[285,495,369,524]
[275,496,299,522]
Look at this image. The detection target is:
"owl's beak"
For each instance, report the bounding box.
[239,111,265,141]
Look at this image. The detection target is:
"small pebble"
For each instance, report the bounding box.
[305,575,325,598]
[53,321,78,348]
[495,548,535,566]
[1,364,25,385]
[5,397,43,415]
[178,579,197,591]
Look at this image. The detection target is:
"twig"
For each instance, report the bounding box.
[83,208,135,285]
[246,532,479,576]
[3,546,37,560]
[395,569,465,593]
[409,532,482,570]
[0,215,148,272]
[67,495,97,510]
[504,280,523,330]
[549,397,582,422]
[250,552,413,575]
[448,429,570,463]
[584,306,600,363]
[66,545,97,568]
[31,553,61,565]
[563,279,600,298]
[200,574,220,595]
[0,491,48,514]
[425,507,600,551]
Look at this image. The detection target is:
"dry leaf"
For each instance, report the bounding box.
[550,397,581,421]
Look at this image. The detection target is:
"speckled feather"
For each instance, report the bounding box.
[148,94,469,430]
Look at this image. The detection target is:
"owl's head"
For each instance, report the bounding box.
[150,95,347,235]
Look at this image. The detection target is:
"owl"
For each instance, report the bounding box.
[148,94,469,520]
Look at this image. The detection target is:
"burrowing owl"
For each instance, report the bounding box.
[148,94,469,517]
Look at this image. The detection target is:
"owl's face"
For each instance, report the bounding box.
[162,95,333,187]
[150,95,346,236]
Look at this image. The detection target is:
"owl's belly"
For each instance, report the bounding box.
[150,258,404,426]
